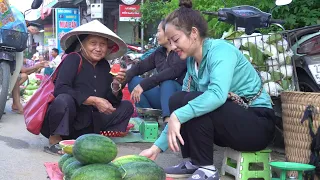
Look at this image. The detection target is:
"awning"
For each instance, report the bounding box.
[72,0,84,5]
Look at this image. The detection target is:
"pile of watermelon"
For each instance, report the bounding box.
[58,134,166,180]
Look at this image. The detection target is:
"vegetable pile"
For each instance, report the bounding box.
[58,134,166,180]
[21,77,40,102]
[221,29,295,96]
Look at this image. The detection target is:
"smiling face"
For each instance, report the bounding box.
[82,35,108,62]
[165,23,198,60]
[156,22,168,46]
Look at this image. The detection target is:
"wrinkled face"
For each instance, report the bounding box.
[82,35,108,62]
[156,22,168,46]
[165,23,197,60]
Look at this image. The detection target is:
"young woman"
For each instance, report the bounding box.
[140,0,276,179]
[125,20,186,123]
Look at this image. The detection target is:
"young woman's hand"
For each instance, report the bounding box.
[139,145,161,161]
[131,84,144,103]
[168,113,184,152]
[94,97,116,114]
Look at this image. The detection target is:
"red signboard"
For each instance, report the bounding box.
[119,5,141,22]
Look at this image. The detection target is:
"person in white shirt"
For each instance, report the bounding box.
[49,48,62,69]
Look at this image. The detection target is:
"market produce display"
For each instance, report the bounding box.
[58,134,166,180]
[221,29,295,96]
[21,78,40,102]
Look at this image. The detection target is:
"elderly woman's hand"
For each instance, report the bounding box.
[94,97,116,114]
[114,68,127,84]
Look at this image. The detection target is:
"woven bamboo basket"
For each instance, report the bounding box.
[281,91,320,177]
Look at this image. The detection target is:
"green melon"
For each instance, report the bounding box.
[71,164,122,180]
[58,154,73,171]
[64,161,83,180]
[72,134,117,164]
[112,155,155,168]
[119,161,166,180]
[62,157,77,174]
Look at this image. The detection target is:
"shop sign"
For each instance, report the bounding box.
[119,5,141,22]
[55,8,80,53]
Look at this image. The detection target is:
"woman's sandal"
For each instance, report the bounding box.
[44,143,64,156]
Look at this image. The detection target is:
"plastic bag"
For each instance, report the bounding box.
[1,5,27,33]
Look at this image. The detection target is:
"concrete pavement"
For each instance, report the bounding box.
[2,99,287,180]
[0,100,232,180]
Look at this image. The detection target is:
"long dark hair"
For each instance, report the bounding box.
[165,0,208,38]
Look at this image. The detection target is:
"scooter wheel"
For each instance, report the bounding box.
[0,61,11,120]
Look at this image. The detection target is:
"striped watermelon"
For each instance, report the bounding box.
[72,134,117,164]
[119,161,166,180]
[112,155,155,168]
[71,164,121,180]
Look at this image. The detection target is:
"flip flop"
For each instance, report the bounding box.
[11,109,23,114]
[44,144,64,156]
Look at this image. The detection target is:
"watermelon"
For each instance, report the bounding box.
[58,154,73,171]
[62,157,77,174]
[59,140,75,148]
[71,164,122,180]
[63,146,73,155]
[60,140,75,155]
[110,64,121,76]
[64,161,83,180]
[72,134,117,164]
[112,155,155,168]
[119,161,166,180]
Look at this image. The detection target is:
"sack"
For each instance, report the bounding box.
[23,52,83,135]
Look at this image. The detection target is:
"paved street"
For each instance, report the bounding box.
[0,100,230,180]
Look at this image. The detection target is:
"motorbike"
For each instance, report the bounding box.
[289,25,320,92]
[202,2,297,147]
[0,1,43,120]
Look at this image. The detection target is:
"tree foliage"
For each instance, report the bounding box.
[140,0,320,38]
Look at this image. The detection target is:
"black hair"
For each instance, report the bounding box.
[52,48,59,54]
[165,0,208,38]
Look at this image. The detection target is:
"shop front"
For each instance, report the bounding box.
[25,0,81,56]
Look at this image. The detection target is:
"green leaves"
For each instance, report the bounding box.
[140,0,320,38]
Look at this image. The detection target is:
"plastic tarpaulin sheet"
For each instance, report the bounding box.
[0,0,27,32]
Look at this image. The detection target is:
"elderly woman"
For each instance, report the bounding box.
[41,20,133,155]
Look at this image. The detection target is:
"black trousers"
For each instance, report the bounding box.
[169,91,276,166]
[41,93,134,140]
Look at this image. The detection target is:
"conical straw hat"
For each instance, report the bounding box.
[60,20,127,60]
